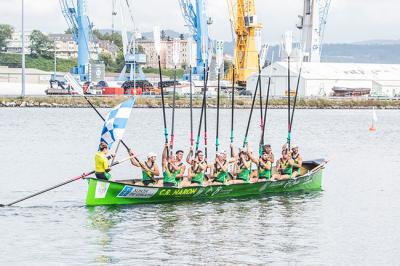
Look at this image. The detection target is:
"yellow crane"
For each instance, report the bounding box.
[227,0,263,87]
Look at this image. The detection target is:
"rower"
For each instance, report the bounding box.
[291,144,303,178]
[272,149,294,181]
[186,147,207,186]
[248,147,272,182]
[130,151,160,186]
[232,148,251,184]
[95,142,115,180]
[175,150,187,186]
[162,144,180,187]
[210,150,234,185]
[262,144,275,164]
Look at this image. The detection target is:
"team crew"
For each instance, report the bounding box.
[96,142,304,187]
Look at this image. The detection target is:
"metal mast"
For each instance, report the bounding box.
[59,0,92,81]
[297,0,331,62]
[179,0,212,80]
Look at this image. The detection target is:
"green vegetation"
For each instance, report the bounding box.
[0,53,76,72]
[29,30,54,57]
[0,24,14,51]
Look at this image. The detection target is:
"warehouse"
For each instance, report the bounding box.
[246,62,400,98]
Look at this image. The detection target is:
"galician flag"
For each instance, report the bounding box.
[100,98,136,148]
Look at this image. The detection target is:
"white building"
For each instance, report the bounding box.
[6,31,31,53]
[247,62,400,98]
[138,38,195,69]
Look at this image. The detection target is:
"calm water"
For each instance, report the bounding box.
[0,107,399,265]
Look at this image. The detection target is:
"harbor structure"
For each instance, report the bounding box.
[138,38,194,69]
[247,62,400,98]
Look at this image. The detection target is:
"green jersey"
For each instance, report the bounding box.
[142,162,155,182]
[163,164,178,185]
[279,159,293,177]
[214,161,228,183]
[258,159,271,180]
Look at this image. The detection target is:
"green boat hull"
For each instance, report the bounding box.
[85,160,325,206]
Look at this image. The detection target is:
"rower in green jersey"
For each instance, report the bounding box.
[186,146,207,186]
[174,150,186,186]
[291,144,303,178]
[95,142,115,180]
[211,149,234,185]
[232,148,252,184]
[272,148,294,181]
[248,146,273,182]
[130,151,160,186]
[162,144,180,187]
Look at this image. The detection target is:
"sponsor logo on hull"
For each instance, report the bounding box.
[117,186,158,198]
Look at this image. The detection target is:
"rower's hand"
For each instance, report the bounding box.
[189,146,193,152]
[129,151,136,158]
[111,153,116,158]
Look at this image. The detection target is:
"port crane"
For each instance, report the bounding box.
[227,0,263,87]
[112,0,146,83]
[297,0,332,62]
[59,0,93,81]
[179,0,212,80]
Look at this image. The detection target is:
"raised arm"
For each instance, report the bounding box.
[176,164,186,178]
[186,147,193,164]
[293,156,303,168]
[153,164,160,177]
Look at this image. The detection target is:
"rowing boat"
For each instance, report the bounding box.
[85,159,326,206]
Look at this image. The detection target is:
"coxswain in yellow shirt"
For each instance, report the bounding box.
[95,142,114,180]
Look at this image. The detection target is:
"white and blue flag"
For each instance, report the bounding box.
[100,98,135,148]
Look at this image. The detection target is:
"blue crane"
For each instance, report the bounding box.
[59,0,92,81]
[179,0,212,80]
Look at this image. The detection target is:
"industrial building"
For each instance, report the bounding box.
[247,62,400,98]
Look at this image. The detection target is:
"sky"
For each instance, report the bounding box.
[0,0,399,44]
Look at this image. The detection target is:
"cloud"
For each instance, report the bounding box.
[0,0,399,43]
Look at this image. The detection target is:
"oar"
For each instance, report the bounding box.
[257,54,264,156]
[260,51,274,151]
[230,64,235,157]
[204,64,209,159]
[289,64,303,136]
[195,64,207,152]
[189,65,194,147]
[158,55,169,154]
[242,68,260,148]
[0,156,133,207]
[287,56,291,149]
[170,65,177,153]
[284,31,293,149]
[260,76,271,153]
[216,65,221,152]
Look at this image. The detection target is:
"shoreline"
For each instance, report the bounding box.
[1,96,400,109]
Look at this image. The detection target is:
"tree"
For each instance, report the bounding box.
[29,30,54,58]
[0,24,14,52]
[93,29,123,50]
[99,52,113,67]
[161,30,166,40]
